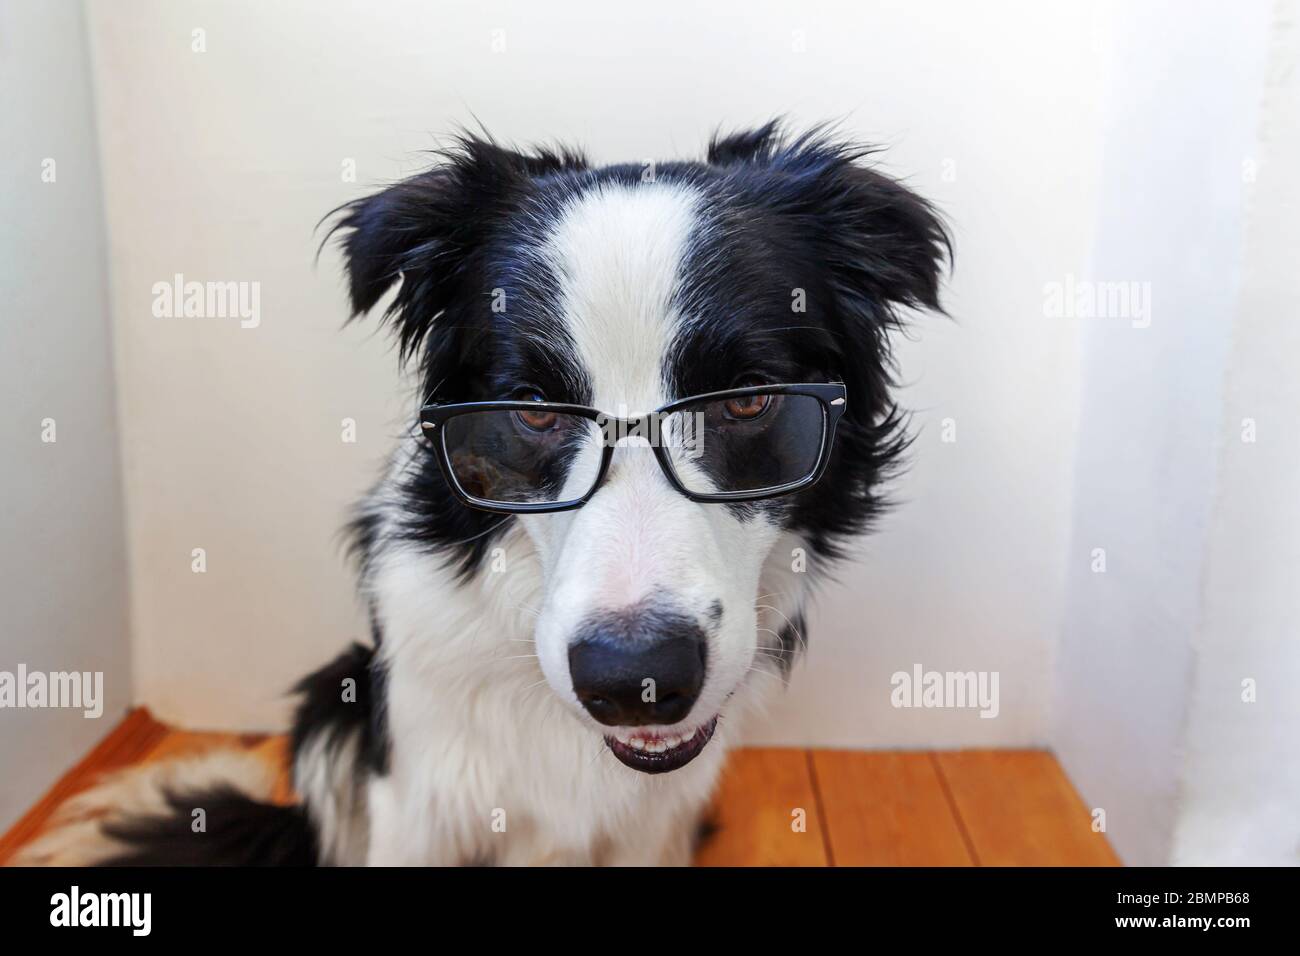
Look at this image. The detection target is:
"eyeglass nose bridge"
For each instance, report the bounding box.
[588,410,713,507]
[593,410,669,449]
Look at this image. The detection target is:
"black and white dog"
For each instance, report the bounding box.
[23,123,947,866]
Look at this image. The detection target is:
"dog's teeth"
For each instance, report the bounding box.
[614,731,704,754]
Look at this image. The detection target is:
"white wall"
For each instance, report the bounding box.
[1051,0,1292,866]
[0,0,132,832]
[86,0,1099,739]
[1171,1,1300,866]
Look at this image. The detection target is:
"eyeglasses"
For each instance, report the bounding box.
[420,382,847,514]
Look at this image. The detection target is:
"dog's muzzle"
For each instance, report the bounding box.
[567,604,717,773]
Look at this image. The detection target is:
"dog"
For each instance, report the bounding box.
[18,122,948,866]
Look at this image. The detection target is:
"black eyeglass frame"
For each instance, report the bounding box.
[419,382,848,515]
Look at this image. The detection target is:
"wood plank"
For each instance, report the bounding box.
[812,751,974,866]
[141,730,247,764]
[693,748,828,866]
[934,750,1121,866]
[250,735,297,805]
[142,730,296,804]
[0,707,169,865]
[5,721,1119,867]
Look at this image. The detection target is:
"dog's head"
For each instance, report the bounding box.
[332,123,947,773]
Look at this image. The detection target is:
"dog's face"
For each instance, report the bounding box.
[335,124,947,773]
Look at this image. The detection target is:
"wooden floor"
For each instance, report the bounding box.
[0,709,1118,866]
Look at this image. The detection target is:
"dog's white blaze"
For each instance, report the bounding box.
[542,182,697,414]
[520,181,788,741]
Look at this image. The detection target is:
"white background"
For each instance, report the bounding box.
[0,0,131,832]
[4,0,1297,863]
[86,0,1108,741]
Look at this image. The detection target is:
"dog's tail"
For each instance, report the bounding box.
[9,749,317,866]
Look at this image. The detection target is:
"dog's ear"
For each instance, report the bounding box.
[326,135,587,362]
[710,125,950,548]
[810,160,949,325]
[710,123,949,326]
[707,119,785,165]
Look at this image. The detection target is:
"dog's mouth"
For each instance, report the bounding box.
[604,716,719,774]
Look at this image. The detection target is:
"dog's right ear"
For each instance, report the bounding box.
[326,135,587,362]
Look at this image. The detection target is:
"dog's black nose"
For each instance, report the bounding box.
[569,627,707,727]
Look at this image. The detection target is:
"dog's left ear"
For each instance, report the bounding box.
[711,124,950,543]
[711,123,950,329]
[813,161,950,323]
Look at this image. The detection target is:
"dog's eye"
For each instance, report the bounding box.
[516,407,558,431]
[723,393,771,421]
[514,390,557,432]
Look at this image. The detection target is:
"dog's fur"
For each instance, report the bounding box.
[16,122,947,866]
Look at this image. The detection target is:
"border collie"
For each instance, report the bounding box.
[19,122,948,866]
